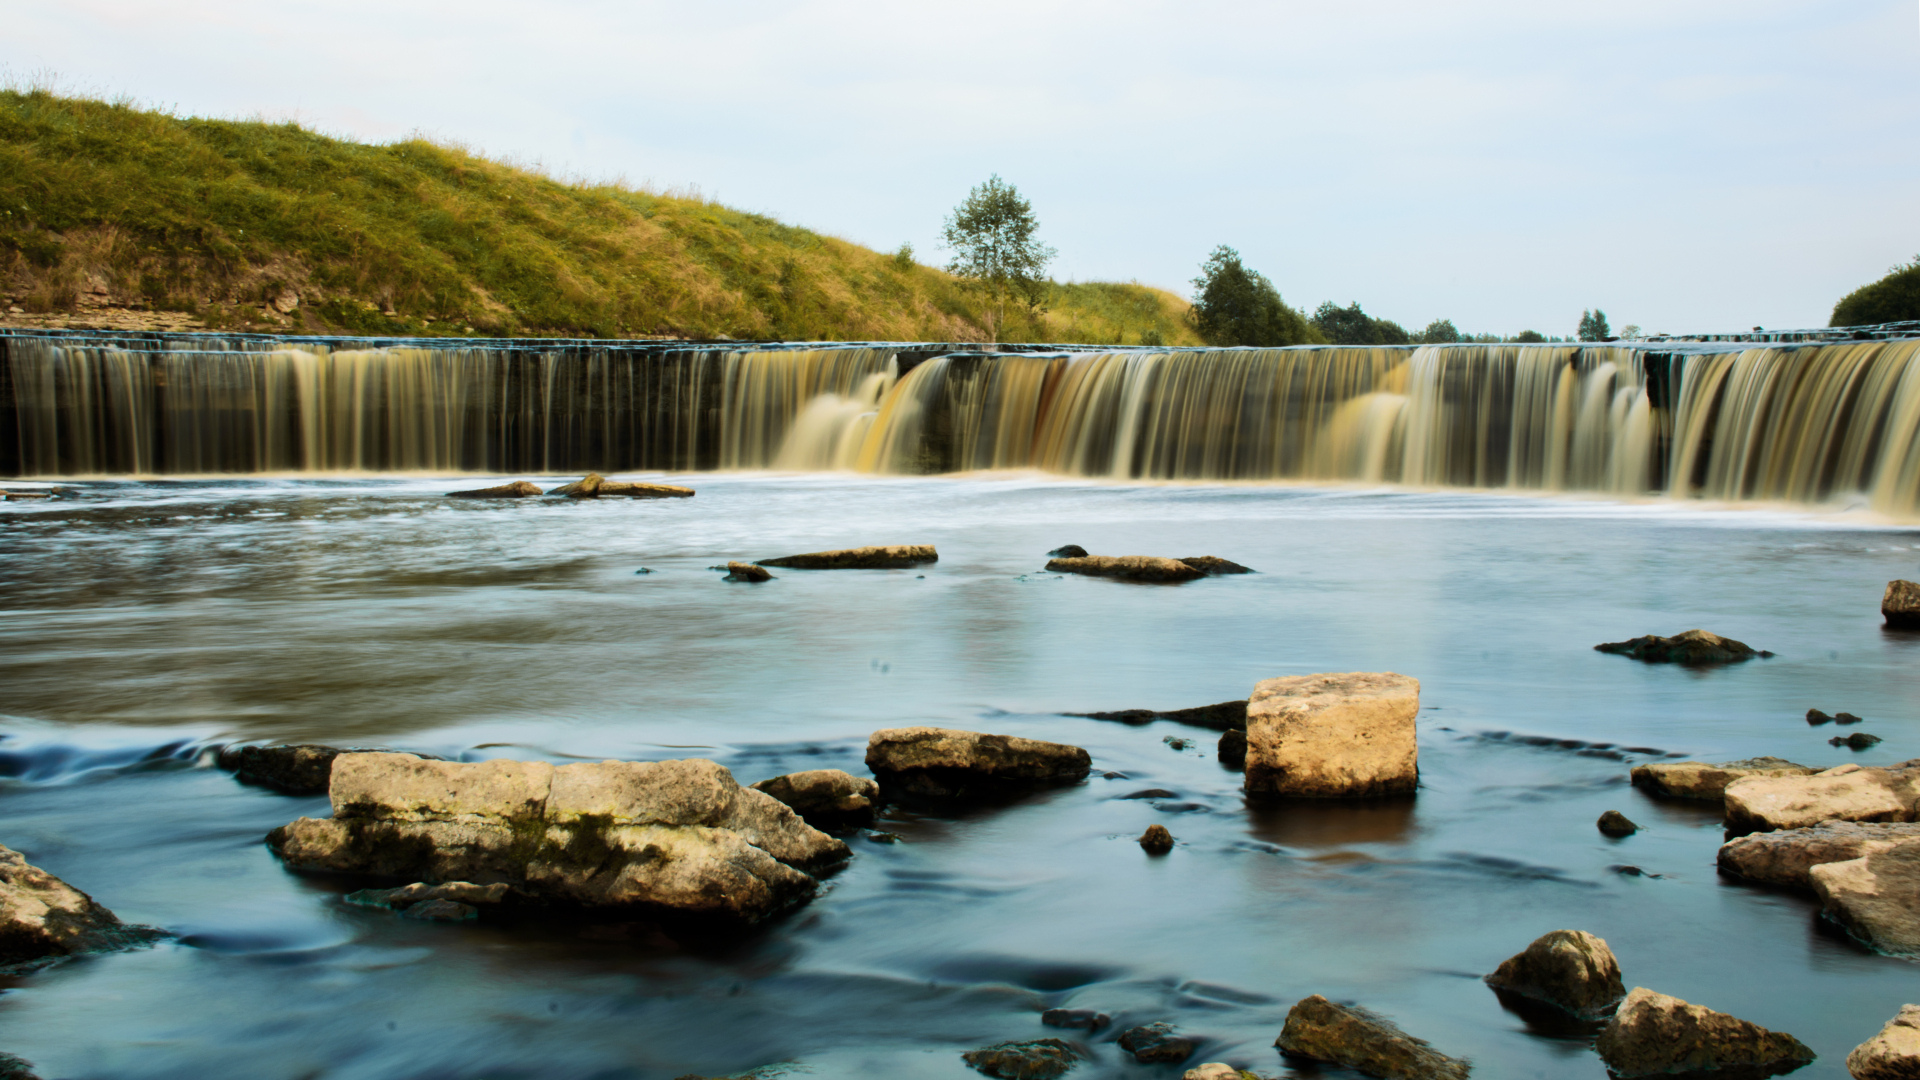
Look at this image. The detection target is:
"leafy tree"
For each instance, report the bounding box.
[1186,245,1315,346]
[1514,330,1546,343]
[1577,308,1612,341]
[1312,302,1385,345]
[1417,318,1462,344]
[1831,256,1920,326]
[942,175,1056,342]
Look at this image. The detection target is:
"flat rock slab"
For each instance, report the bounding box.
[1718,821,1920,889]
[750,769,879,830]
[546,473,606,497]
[1244,672,1419,799]
[1885,580,1920,630]
[759,545,936,569]
[1848,1004,1920,1079]
[1276,994,1470,1080]
[1069,700,1247,731]
[597,481,694,498]
[1811,839,1920,957]
[446,481,542,498]
[962,1039,1079,1079]
[1632,758,1817,802]
[1725,763,1920,833]
[1594,629,1770,664]
[1484,929,1625,1018]
[1045,555,1204,583]
[0,844,163,971]
[1177,556,1254,575]
[1594,987,1813,1078]
[866,727,1090,804]
[269,754,847,923]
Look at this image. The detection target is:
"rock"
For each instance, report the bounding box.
[750,769,879,829]
[1045,555,1204,583]
[596,481,695,498]
[725,562,772,582]
[1139,824,1175,855]
[865,728,1090,805]
[1243,672,1419,799]
[1834,733,1885,750]
[1483,930,1625,1019]
[1839,712,1866,725]
[217,744,351,795]
[758,545,937,570]
[1594,629,1771,664]
[1119,789,1178,800]
[1724,763,1920,833]
[1218,729,1247,768]
[1598,810,1640,837]
[1593,986,1814,1078]
[1041,1008,1110,1030]
[1847,1004,1920,1079]
[1182,1067,1243,1080]
[347,880,514,911]
[1119,1023,1196,1064]
[545,473,606,497]
[446,480,543,499]
[1163,735,1193,751]
[1631,758,1818,801]
[1047,544,1089,558]
[3,492,50,501]
[403,898,478,921]
[0,1053,38,1080]
[1809,709,1835,726]
[1811,840,1920,957]
[0,845,163,970]
[1884,580,1920,629]
[1178,556,1254,575]
[1071,700,1247,731]
[1275,994,1470,1080]
[268,754,848,923]
[962,1039,1079,1079]
[1718,821,1920,889]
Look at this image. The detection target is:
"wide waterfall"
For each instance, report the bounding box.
[4,330,1919,518]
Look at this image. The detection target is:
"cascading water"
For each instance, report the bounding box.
[4,330,1919,518]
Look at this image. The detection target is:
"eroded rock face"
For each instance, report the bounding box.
[1811,840,1920,957]
[217,744,354,795]
[750,769,879,829]
[1724,763,1920,834]
[1847,1004,1920,1079]
[269,754,848,923]
[597,481,694,498]
[1483,929,1625,1018]
[1177,556,1254,575]
[1275,995,1470,1080]
[446,480,543,499]
[0,845,163,970]
[1631,758,1817,801]
[759,545,936,570]
[546,473,605,497]
[962,1039,1079,1079]
[1244,672,1419,799]
[1045,555,1204,583]
[865,728,1090,804]
[1593,987,1813,1078]
[1594,629,1770,664]
[1718,821,1920,889]
[1884,580,1920,630]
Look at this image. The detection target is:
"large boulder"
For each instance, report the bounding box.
[1885,580,1920,630]
[446,480,542,499]
[1243,672,1419,799]
[1593,987,1814,1078]
[962,1039,1079,1079]
[0,845,163,970]
[758,545,936,570]
[1724,763,1920,834]
[1045,555,1204,583]
[1848,1004,1920,1079]
[597,481,694,498]
[1274,994,1470,1080]
[1718,821,1920,889]
[268,754,848,923]
[1483,930,1625,1018]
[865,728,1090,804]
[1594,629,1771,664]
[750,769,879,829]
[724,562,772,583]
[1810,840,1920,957]
[1632,758,1818,801]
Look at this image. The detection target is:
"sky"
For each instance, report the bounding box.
[7,0,1919,335]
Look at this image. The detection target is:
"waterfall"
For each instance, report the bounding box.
[4,331,1918,518]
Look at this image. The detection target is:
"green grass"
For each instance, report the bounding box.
[0,89,1202,344]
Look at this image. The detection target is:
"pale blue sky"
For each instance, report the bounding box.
[9,0,1918,335]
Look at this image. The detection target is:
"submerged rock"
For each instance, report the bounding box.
[217,744,353,795]
[1070,700,1247,731]
[1047,544,1089,558]
[1041,1008,1110,1030]
[347,880,513,913]
[1808,709,1835,726]
[1177,556,1254,575]
[1217,729,1247,769]
[1839,712,1867,725]
[1833,733,1885,750]
[597,480,695,498]
[1138,824,1175,855]
[1594,629,1771,664]
[1044,555,1204,583]
[1483,929,1625,1019]
[1718,820,1920,890]
[1632,758,1818,802]
[1884,580,1920,630]
[1847,1004,1920,1079]
[759,545,937,570]
[1593,986,1813,1078]
[725,562,772,583]
[1598,811,1640,837]
[545,473,605,497]
[1275,994,1470,1080]
[0,1054,39,1080]
[0,844,163,970]
[1724,763,1920,833]
[268,754,848,923]
[962,1039,1079,1079]
[1811,840,1920,957]
[403,898,478,922]
[1243,672,1420,799]
[750,769,879,829]
[446,480,543,499]
[1119,1022,1196,1064]
[865,728,1090,805]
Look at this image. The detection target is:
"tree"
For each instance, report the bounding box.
[942,175,1056,342]
[1417,318,1462,344]
[1577,309,1612,341]
[1187,245,1315,346]
[1831,256,1920,326]
[1514,330,1546,343]
[1312,302,1382,345]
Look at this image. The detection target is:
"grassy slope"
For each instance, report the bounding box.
[0,90,1198,345]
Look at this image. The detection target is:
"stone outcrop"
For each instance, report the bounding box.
[1243,672,1419,799]
[1718,821,1920,889]
[1177,556,1254,575]
[0,844,163,970]
[1847,1004,1920,1079]
[1275,995,1470,1080]
[750,769,879,830]
[1483,930,1625,1018]
[1884,580,1920,630]
[268,753,848,923]
[1593,987,1813,1078]
[597,481,694,498]
[1598,811,1640,837]
[1594,630,1771,664]
[1045,555,1204,583]
[1632,758,1817,801]
[546,473,605,497]
[1118,1023,1195,1064]
[1138,824,1175,854]
[865,728,1090,804]
[724,562,772,583]
[1724,763,1920,834]
[962,1039,1079,1079]
[1811,841,1920,957]
[217,744,356,795]
[758,545,936,570]
[446,480,543,498]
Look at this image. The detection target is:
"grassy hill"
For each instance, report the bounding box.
[0,89,1199,345]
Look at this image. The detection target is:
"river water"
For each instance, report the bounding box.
[1,473,1916,1079]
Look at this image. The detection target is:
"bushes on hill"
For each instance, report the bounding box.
[1831,257,1920,327]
